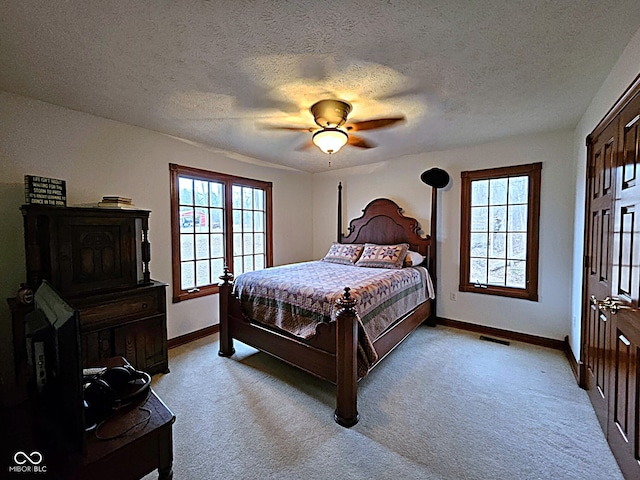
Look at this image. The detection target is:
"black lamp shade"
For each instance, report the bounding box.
[420,168,450,188]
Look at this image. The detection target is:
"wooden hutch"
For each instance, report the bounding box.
[17,204,168,376]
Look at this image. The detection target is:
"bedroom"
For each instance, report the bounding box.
[1,1,640,478]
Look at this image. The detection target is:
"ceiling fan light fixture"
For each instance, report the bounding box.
[312,128,348,154]
[310,99,351,128]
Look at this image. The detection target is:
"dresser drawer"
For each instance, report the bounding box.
[74,282,168,373]
[79,291,161,330]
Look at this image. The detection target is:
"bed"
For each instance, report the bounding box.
[218,184,438,427]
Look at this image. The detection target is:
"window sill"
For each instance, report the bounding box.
[458,284,538,301]
[172,284,220,303]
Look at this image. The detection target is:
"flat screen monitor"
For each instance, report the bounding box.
[25,280,84,454]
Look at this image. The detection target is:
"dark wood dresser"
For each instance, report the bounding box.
[18,204,169,375]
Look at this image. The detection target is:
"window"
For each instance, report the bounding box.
[169,164,272,302]
[459,162,541,301]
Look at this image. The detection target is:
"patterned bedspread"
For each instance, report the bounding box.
[233,261,435,376]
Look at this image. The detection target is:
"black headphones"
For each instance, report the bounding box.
[83,365,151,422]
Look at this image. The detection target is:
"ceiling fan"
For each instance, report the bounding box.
[266,99,405,154]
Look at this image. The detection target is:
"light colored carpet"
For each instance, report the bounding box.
[144,326,623,480]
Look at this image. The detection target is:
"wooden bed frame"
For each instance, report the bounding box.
[218,183,439,427]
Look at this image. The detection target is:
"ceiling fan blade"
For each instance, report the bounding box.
[258,124,315,132]
[296,139,315,151]
[346,116,405,132]
[347,135,376,149]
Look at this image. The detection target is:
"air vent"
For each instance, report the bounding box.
[479,335,510,346]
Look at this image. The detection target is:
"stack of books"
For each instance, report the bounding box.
[97,196,135,209]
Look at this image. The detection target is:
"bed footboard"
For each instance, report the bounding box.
[217,268,360,427]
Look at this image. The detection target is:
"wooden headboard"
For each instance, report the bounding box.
[337,187,433,271]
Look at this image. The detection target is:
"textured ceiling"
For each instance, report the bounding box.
[2,1,640,173]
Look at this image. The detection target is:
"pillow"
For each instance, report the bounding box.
[355,243,410,269]
[322,243,364,265]
[404,250,426,267]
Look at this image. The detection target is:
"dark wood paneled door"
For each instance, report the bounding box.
[584,118,617,433]
[584,84,640,479]
[608,91,640,479]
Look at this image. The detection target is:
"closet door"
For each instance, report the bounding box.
[584,118,618,433]
[608,90,640,479]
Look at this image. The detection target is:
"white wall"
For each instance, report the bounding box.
[314,130,576,341]
[0,92,313,400]
[570,26,640,360]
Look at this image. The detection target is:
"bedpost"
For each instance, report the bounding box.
[337,182,343,242]
[429,185,438,323]
[421,167,449,327]
[334,287,359,427]
[218,266,236,357]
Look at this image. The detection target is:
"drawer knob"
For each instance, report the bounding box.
[142,303,148,309]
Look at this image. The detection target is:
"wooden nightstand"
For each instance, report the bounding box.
[66,356,175,479]
[64,388,175,480]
